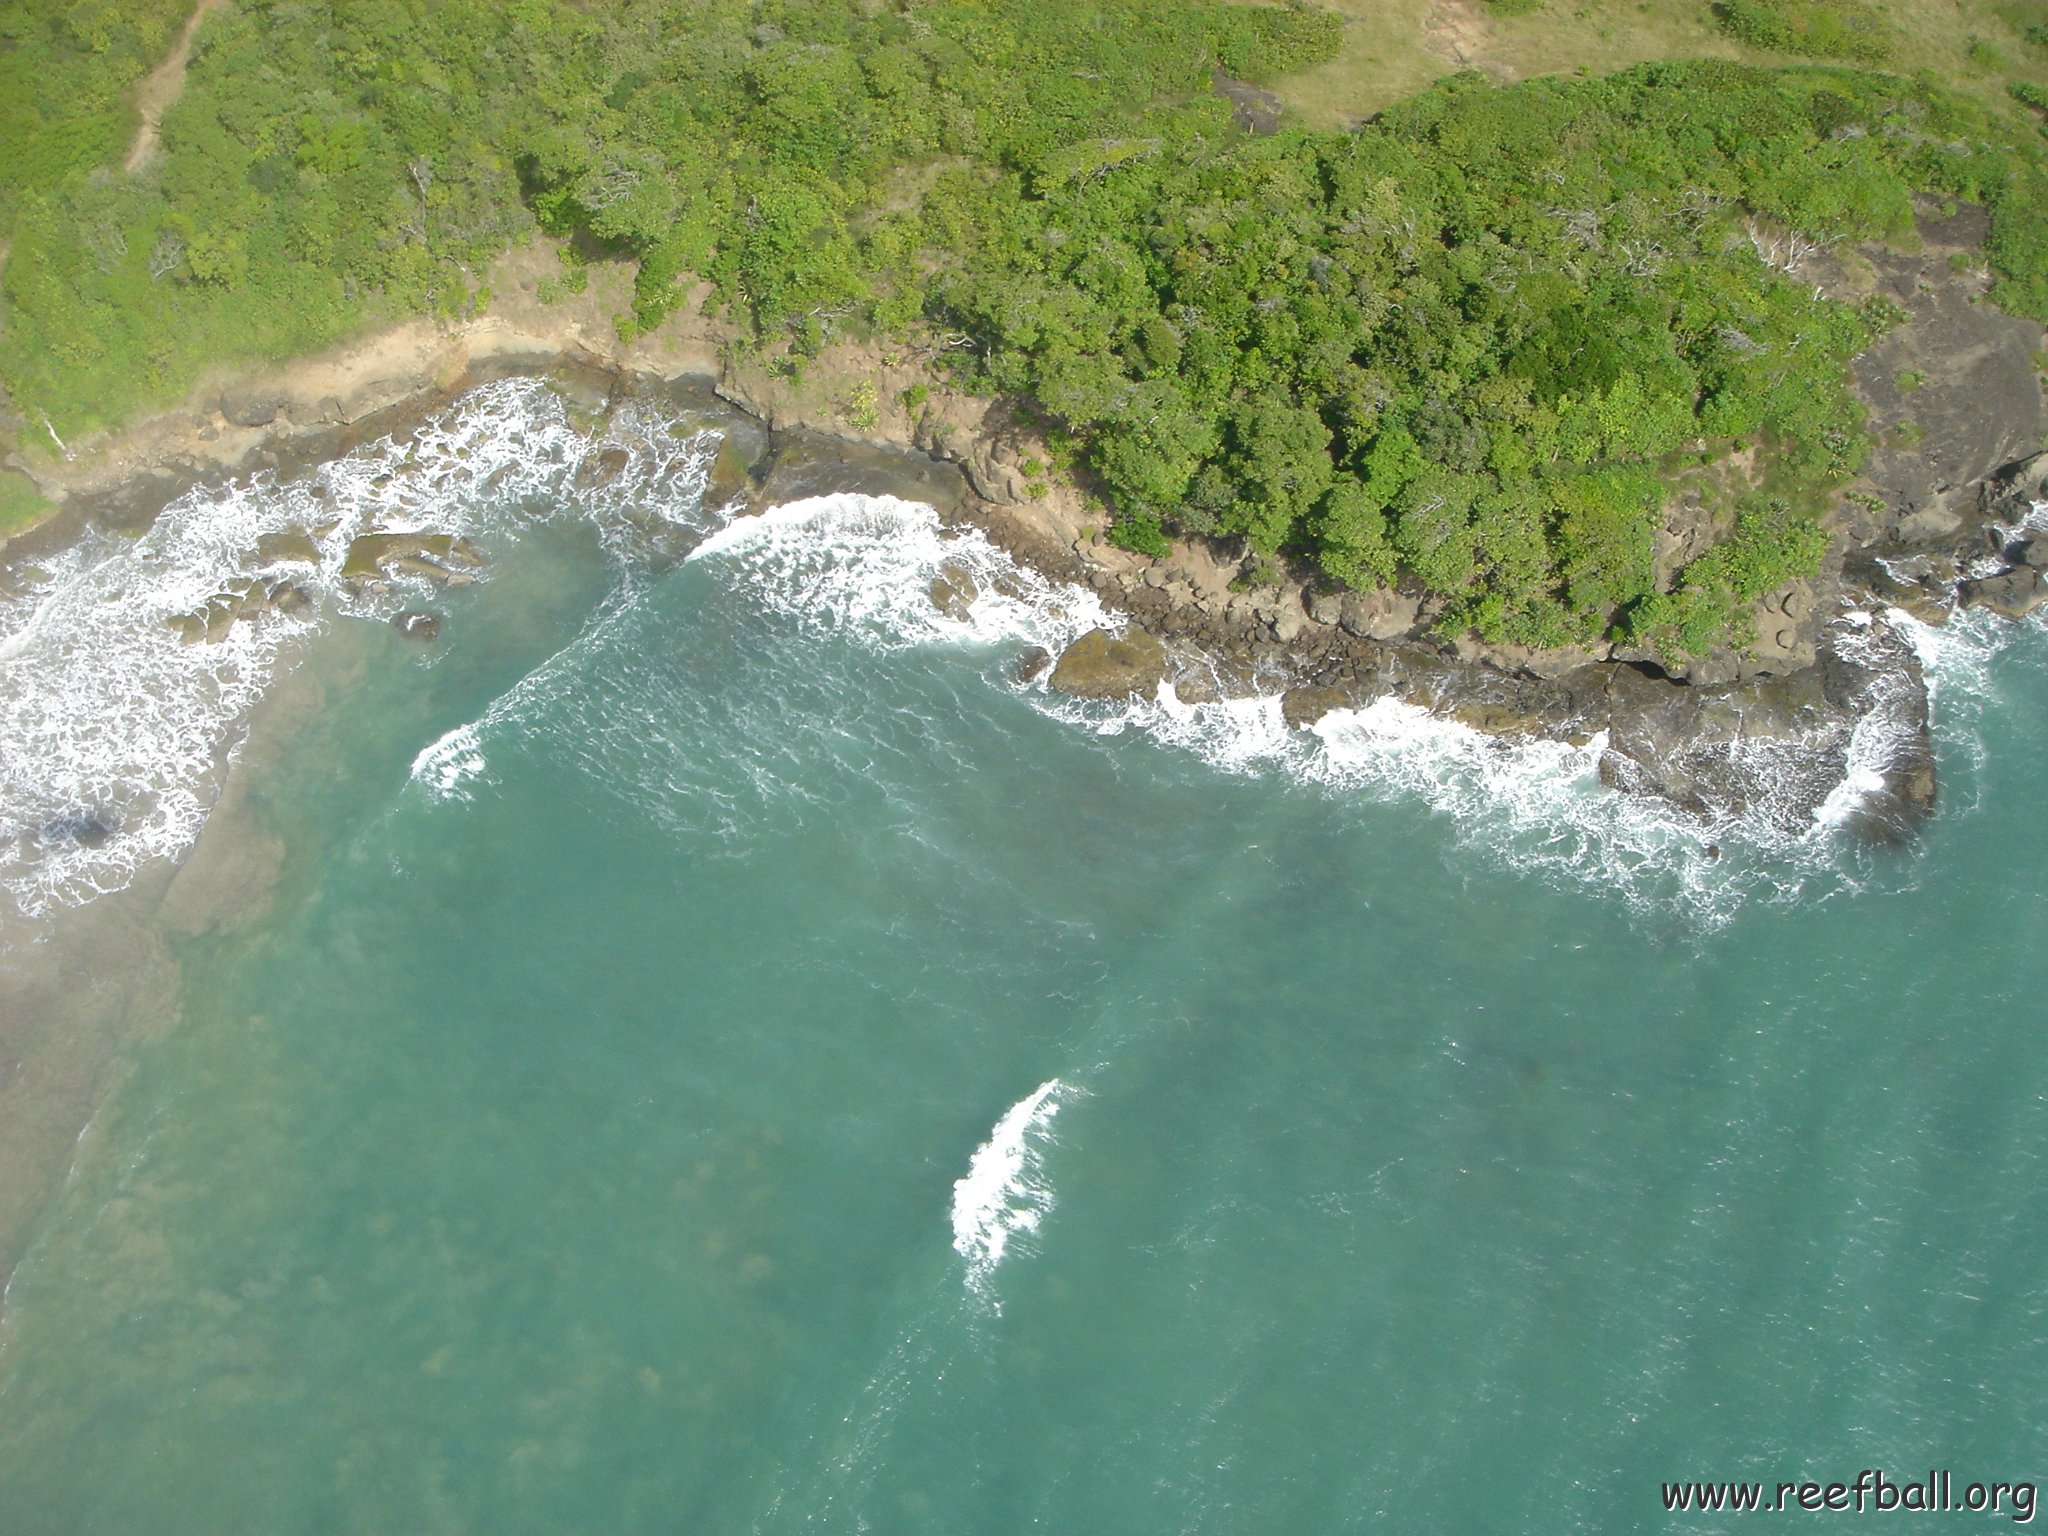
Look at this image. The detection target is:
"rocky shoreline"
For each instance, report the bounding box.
[6,216,2046,838]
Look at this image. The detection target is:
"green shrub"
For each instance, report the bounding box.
[1968,39,2012,71]
[0,472,54,538]
[1712,0,1894,62]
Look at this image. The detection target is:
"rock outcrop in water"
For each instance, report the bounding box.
[927,560,978,621]
[340,531,487,592]
[391,609,442,642]
[166,576,313,643]
[1047,627,1170,701]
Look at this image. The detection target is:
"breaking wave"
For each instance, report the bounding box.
[0,377,718,919]
[687,492,1110,653]
[950,1079,1076,1303]
[409,723,490,805]
[8,371,2040,931]
[689,491,2034,929]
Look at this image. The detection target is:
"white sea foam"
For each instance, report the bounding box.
[0,377,720,918]
[11,374,2038,928]
[950,1079,1074,1302]
[1883,600,2042,815]
[689,492,1110,653]
[409,723,490,804]
[691,492,1955,925]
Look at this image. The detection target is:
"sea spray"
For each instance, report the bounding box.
[0,378,719,917]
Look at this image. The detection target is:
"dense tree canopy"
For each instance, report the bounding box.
[3,0,2046,655]
[918,61,2048,648]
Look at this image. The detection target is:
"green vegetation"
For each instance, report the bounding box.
[1969,38,2014,71]
[923,64,2048,646]
[0,472,54,539]
[1628,492,1832,652]
[3,1,2048,655]
[844,379,879,432]
[1712,0,1894,62]
[0,0,190,220]
[0,0,1337,434]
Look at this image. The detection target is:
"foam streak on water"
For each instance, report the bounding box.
[0,378,718,918]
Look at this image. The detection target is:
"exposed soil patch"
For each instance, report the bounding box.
[1421,0,1492,69]
[1212,68,1285,134]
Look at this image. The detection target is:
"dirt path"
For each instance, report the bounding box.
[123,0,224,175]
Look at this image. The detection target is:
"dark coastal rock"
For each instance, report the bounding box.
[254,529,321,567]
[341,532,487,588]
[1048,626,1168,701]
[1282,682,1377,730]
[1014,646,1052,685]
[1597,619,1938,837]
[544,363,617,422]
[928,560,978,621]
[392,609,442,643]
[1275,619,1935,840]
[74,466,187,535]
[572,446,633,491]
[167,575,316,643]
[1853,553,1955,625]
[1957,566,2046,619]
[1336,587,1422,641]
[1822,619,1939,841]
[268,580,313,618]
[703,431,763,508]
[218,391,286,429]
[1983,451,2048,517]
[168,579,265,644]
[1270,591,1309,643]
[1845,236,2048,555]
[743,427,970,515]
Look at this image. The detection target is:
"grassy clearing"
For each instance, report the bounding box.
[1266,0,2048,129]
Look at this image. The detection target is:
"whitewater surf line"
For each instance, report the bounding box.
[7,377,2039,931]
[0,378,718,918]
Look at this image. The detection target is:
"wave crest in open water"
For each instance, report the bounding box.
[950,1079,1076,1306]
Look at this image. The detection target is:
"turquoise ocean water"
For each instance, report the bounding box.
[0,382,2042,1531]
